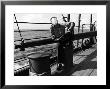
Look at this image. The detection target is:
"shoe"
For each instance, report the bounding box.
[57,67,63,71]
[56,63,64,72]
[57,63,64,67]
[56,68,63,73]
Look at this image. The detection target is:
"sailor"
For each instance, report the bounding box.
[50,16,75,45]
[50,16,75,72]
[50,17,65,71]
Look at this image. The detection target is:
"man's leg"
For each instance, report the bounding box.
[56,32,73,71]
[57,43,65,71]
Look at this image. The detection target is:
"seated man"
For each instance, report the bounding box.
[50,16,75,72]
[50,17,65,71]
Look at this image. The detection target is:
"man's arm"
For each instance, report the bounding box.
[67,22,75,32]
[50,26,55,39]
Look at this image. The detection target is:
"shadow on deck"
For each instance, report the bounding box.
[52,45,97,76]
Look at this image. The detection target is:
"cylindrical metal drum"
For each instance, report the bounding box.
[63,44,74,70]
[28,53,51,76]
[58,43,74,72]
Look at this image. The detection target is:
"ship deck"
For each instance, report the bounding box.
[51,44,97,76]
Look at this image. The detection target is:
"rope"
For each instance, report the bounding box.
[14,14,25,51]
[14,14,23,40]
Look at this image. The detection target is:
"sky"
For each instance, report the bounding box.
[14,13,97,31]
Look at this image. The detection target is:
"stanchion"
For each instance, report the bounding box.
[57,41,74,73]
[63,44,74,71]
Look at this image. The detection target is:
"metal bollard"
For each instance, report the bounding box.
[58,43,74,72]
[28,53,51,76]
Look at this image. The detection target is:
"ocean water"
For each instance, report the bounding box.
[14,30,51,41]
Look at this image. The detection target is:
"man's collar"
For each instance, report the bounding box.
[52,23,60,27]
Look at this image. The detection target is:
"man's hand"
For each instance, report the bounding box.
[55,38,59,41]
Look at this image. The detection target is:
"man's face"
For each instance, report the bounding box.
[51,18,58,25]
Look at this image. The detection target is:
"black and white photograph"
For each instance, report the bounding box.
[14,13,97,76]
[3,3,106,86]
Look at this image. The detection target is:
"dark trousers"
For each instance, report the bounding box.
[57,32,74,64]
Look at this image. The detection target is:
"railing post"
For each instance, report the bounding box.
[90,14,96,45]
[77,14,81,48]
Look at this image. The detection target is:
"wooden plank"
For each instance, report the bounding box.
[72,70,87,76]
[90,69,97,76]
[81,69,93,76]
[71,45,97,76]
[73,46,96,63]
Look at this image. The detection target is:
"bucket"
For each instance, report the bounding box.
[28,53,51,76]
